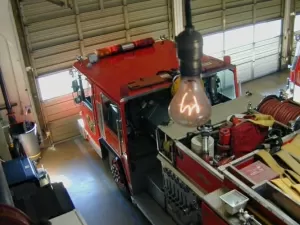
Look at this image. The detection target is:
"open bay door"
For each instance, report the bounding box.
[190,0,283,83]
[18,0,173,143]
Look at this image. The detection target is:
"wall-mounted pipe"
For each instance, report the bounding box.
[0,70,17,125]
[0,34,22,117]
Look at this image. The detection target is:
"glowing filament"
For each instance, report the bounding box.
[180,92,200,116]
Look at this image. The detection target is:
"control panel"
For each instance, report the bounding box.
[163,167,202,225]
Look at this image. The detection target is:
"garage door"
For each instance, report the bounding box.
[192,0,283,83]
[19,0,173,143]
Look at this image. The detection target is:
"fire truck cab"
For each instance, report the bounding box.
[71,38,241,224]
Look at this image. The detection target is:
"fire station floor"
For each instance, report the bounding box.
[40,138,150,225]
[40,70,288,225]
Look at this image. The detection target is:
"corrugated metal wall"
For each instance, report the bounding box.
[19,0,172,143]
[42,93,80,143]
[296,0,300,13]
[21,0,172,76]
[191,0,282,34]
[192,0,283,83]
[18,0,286,143]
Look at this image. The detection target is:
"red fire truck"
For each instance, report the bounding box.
[71,37,241,224]
[71,37,300,225]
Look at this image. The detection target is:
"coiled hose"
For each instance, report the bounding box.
[258,96,300,125]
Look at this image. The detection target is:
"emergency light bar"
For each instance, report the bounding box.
[95,38,155,58]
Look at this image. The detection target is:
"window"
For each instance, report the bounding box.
[101,94,120,135]
[38,69,90,101]
[203,32,224,55]
[82,77,93,109]
[255,20,282,42]
[225,25,254,50]
[294,15,300,32]
[38,70,74,101]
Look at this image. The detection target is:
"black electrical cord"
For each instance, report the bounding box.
[176,0,203,78]
[185,0,193,29]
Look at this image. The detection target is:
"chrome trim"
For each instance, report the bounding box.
[97,98,105,139]
[88,136,103,158]
[77,118,87,139]
[157,154,206,198]
[223,169,299,225]
[120,86,170,102]
[116,119,122,153]
[155,128,160,151]
[158,151,173,165]
[174,140,224,180]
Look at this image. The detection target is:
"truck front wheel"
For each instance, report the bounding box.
[108,152,130,199]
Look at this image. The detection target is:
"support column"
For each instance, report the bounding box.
[281,0,295,69]
[73,0,85,56]
[122,0,130,41]
[172,0,184,36]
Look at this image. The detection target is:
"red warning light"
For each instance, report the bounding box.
[95,38,155,58]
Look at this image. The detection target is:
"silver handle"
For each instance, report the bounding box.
[116,119,122,152]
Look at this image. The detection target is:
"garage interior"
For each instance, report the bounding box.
[1,0,300,224]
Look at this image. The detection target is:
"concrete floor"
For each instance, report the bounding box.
[40,71,289,225]
[241,70,288,96]
[40,139,149,225]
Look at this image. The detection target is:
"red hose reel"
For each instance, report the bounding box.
[258,96,300,125]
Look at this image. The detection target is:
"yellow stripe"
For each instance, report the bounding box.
[256,150,296,184]
[247,114,275,127]
[29,152,41,160]
[276,150,300,176]
[256,150,285,175]
[286,170,300,183]
[271,178,300,203]
[292,184,300,195]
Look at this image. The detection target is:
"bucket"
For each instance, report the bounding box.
[10,122,40,161]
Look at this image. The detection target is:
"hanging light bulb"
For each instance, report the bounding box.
[168,0,212,127]
[169,76,211,127]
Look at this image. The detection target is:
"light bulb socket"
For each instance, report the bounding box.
[176,27,203,78]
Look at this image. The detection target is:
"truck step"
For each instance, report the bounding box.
[132,193,176,225]
[147,170,165,208]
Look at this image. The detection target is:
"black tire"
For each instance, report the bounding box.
[108,152,131,199]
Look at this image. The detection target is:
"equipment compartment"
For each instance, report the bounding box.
[174,141,223,193]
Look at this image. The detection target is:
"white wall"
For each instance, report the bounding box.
[0,0,35,122]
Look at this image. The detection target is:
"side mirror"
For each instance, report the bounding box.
[74,96,82,104]
[72,80,79,92]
